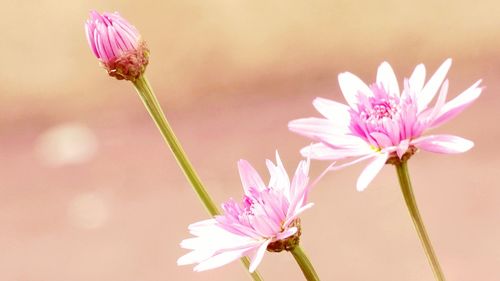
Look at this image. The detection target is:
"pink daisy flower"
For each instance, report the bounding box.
[289,59,482,191]
[177,152,313,272]
[85,11,149,81]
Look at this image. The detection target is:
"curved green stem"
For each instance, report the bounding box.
[132,75,264,281]
[395,161,446,281]
[291,245,321,281]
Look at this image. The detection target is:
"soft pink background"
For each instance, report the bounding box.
[1,1,499,280]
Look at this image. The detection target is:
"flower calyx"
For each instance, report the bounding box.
[267,218,302,253]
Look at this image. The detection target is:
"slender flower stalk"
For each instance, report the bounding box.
[85,11,263,281]
[132,75,219,215]
[395,160,445,281]
[291,245,321,281]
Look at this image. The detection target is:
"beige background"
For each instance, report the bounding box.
[1,1,499,280]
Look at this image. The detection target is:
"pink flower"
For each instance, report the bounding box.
[177,152,313,272]
[85,11,149,81]
[289,59,482,191]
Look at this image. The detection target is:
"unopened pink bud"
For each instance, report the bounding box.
[85,11,149,81]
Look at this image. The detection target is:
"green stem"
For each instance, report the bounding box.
[395,161,446,281]
[132,75,218,216]
[290,245,321,281]
[132,75,264,281]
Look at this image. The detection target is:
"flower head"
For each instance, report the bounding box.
[289,59,482,191]
[85,11,149,81]
[178,152,313,272]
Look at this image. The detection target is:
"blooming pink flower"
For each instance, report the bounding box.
[289,59,482,191]
[85,11,149,81]
[177,152,313,272]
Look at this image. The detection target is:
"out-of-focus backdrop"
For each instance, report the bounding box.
[1,1,499,280]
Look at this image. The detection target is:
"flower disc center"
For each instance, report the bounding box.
[360,98,398,123]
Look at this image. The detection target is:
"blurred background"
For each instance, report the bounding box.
[1,0,499,280]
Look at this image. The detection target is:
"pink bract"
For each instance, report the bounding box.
[177,152,313,272]
[289,59,482,191]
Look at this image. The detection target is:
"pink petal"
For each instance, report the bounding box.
[188,219,217,235]
[356,153,388,191]
[193,248,250,272]
[284,203,314,226]
[266,151,290,192]
[431,80,482,128]
[249,240,271,272]
[376,62,400,97]
[369,132,393,148]
[85,22,99,57]
[289,118,368,149]
[338,72,373,110]
[318,134,370,149]
[287,185,308,215]
[396,139,410,159]
[312,97,351,126]
[99,25,114,60]
[177,248,215,266]
[288,118,348,139]
[249,214,279,237]
[275,227,298,240]
[425,79,449,124]
[255,192,284,226]
[181,229,256,250]
[299,143,341,160]
[307,161,337,191]
[300,142,373,161]
[409,63,426,92]
[238,160,266,194]
[107,26,121,57]
[288,157,310,205]
[418,58,452,112]
[412,135,474,154]
[328,153,379,171]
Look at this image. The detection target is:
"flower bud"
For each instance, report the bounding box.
[85,11,149,81]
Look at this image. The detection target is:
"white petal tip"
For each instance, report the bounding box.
[463,140,474,151]
[356,184,368,192]
[413,135,475,154]
[299,146,311,157]
[442,58,452,68]
[338,71,349,78]
[193,264,209,272]
[177,256,190,266]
